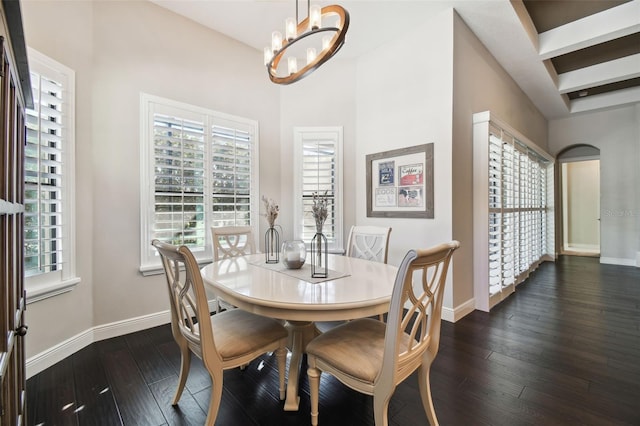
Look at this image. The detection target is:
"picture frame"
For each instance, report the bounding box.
[366,143,434,218]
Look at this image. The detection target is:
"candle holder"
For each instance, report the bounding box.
[310,232,328,278]
[265,226,279,263]
[281,240,306,269]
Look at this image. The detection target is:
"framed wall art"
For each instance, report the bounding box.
[366,143,434,218]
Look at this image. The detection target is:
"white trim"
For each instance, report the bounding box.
[24,48,78,291]
[26,277,81,304]
[26,328,94,379]
[600,257,637,267]
[292,126,344,252]
[442,298,475,323]
[26,299,219,378]
[0,200,25,214]
[139,93,259,271]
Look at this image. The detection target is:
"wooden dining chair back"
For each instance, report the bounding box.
[211,226,256,311]
[307,241,460,426]
[346,225,392,264]
[211,225,256,260]
[152,240,288,426]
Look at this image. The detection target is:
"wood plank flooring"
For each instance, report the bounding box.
[26,256,640,425]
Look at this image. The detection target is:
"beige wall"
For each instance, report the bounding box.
[451,12,548,311]
[22,0,95,361]
[22,0,281,360]
[550,104,640,266]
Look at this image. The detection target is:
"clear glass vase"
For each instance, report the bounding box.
[310,232,328,278]
[265,226,279,264]
[281,240,306,269]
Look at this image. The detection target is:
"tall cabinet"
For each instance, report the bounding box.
[473,111,555,312]
[0,1,32,424]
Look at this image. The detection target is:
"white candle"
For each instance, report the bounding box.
[287,251,300,262]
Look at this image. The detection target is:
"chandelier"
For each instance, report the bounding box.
[264,1,350,85]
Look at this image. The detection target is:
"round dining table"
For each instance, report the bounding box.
[200,253,398,411]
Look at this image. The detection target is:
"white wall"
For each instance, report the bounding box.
[277,59,357,246]
[549,104,640,266]
[355,10,455,303]
[22,0,281,363]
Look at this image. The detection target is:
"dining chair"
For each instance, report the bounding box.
[152,240,288,426]
[346,225,392,264]
[210,226,256,312]
[307,240,460,426]
[345,225,392,322]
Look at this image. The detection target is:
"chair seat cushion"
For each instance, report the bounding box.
[306,318,388,383]
[210,309,288,361]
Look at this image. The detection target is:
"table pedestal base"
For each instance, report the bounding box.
[283,320,320,411]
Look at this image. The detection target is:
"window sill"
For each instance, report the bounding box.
[26,277,81,304]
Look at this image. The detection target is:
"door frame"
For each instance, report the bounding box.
[555,144,601,257]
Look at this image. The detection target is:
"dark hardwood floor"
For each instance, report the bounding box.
[26,256,640,425]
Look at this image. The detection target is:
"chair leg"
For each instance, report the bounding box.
[172,344,191,405]
[417,364,439,426]
[307,364,321,426]
[372,393,392,426]
[205,371,223,426]
[275,346,287,400]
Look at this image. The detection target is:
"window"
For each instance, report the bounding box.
[140,94,259,273]
[24,48,78,302]
[293,127,343,253]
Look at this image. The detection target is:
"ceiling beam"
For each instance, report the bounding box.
[538,0,640,60]
[571,85,640,114]
[558,53,640,93]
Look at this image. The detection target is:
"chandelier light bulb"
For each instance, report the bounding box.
[322,35,332,51]
[306,47,317,64]
[309,4,322,30]
[285,17,297,41]
[288,57,298,75]
[264,47,273,65]
[272,31,283,52]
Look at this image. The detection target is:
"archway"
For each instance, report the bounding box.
[556,144,601,257]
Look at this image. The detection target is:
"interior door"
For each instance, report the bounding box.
[0,36,28,426]
[561,159,601,256]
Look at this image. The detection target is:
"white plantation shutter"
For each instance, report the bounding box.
[24,72,64,276]
[294,127,343,252]
[140,94,258,271]
[487,124,551,297]
[152,114,206,250]
[23,49,78,302]
[211,120,253,227]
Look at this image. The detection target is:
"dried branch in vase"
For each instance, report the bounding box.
[312,191,328,233]
[262,195,279,228]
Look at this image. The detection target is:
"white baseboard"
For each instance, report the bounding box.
[442,298,475,323]
[600,257,637,267]
[26,328,95,379]
[26,299,219,379]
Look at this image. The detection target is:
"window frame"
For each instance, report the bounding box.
[139,93,260,274]
[24,48,79,303]
[292,126,344,253]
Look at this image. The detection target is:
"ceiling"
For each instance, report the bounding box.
[151,0,640,120]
